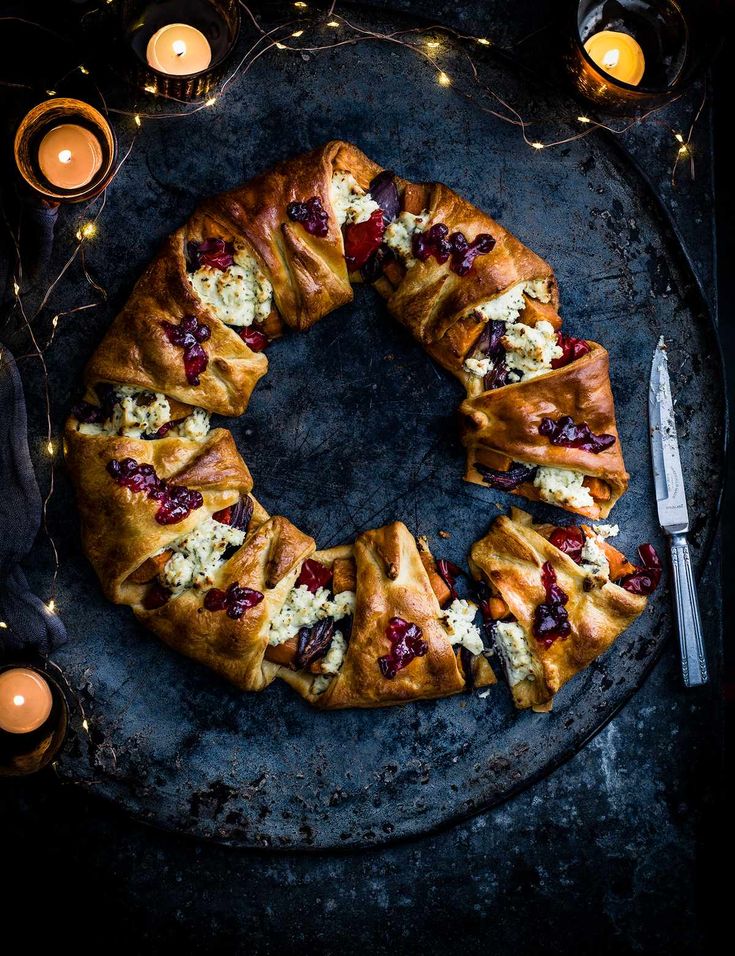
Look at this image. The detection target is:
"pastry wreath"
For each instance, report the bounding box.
[64,140,651,709]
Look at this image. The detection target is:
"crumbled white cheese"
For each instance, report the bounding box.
[501,320,562,378]
[475,283,529,325]
[463,356,494,378]
[268,585,356,646]
[580,534,610,584]
[533,466,595,511]
[159,517,246,594]
[383,210,429,267]
[524,278,553,302]
[594,523,619,539]
[330,171,380,226]
[189,244,273,328]
[493,620,536,686]
[312,630,348,695]
[440,599,484,655]
[176,407,211,442]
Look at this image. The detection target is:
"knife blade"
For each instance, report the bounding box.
[648,337,708,687]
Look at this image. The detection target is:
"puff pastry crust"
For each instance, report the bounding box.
[64,140,642,708]
[469,508,647,710]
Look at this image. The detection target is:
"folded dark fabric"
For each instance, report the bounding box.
[0,348,66,655]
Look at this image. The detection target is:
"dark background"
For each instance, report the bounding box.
[1,1,732,952]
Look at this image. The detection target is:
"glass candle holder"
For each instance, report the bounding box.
[568,0,721,110]
[14,98,117,204]
[120,0,241,101]
[0,663,69,777]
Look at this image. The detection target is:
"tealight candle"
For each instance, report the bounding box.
[146,23,212,75]
[37,123,103,190]
[0,667,53,735]
[583,29,646,86]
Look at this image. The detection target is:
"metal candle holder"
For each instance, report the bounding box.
[0,663,69,777]
[14,97,117,204]
[120,0,241,101]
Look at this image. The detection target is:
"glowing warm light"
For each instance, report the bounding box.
[275,42,287,49]
[578,115,591,124]
[146,24,212,76]
[38,125,102,190]
[52,315,59,327]
[0,668,53,734]
[144,84,157,93]
[674,132,684,143]
[327,20,340,27]
[0,622,7,629]
[477,37,491,45]
[12,280,20,296]
[13,695,25,707]
[678,144,689,156]
[82,718,90,731]
[79,65,89,75]
[47,441,54,455]
[531,142,544,150]
[46,89,56,96]
[438,72,451,86]
[294,1,308,7]
[292,30,304,37]
[47,600,56,613]
[205,97,217,106]
[427,40,440,49]
[134,114,141,127]
[584,30,645,86]
[76,222,97,241]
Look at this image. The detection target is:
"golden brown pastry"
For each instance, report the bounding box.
[459,342,628,519]
[469,508,650,710]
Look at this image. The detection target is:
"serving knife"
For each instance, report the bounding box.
[648,337,708,687]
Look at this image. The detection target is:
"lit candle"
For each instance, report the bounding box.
[37,124,103,190]
[584,30,646,86]
[146,23,212,76]
[0,668,53,735]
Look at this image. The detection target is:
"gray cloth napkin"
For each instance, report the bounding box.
[0,347,67,655]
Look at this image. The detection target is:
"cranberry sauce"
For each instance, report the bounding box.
[412,223,495,276]
[539,415,616,453]
[378,616,428,679]
[287,197,329,237]
[296,559,333,594]
[204,582,264,619]
[296,618,336,670]
[71,383,118,424]
[476,461,537,491]
[161,315,211,386]
[436,559,463,603]
[618,543,662,595]
[552,333,590,369]
[187,238,235,272]
[549,526,585,564]
[343,209,386,271]
[532,561,571,647]
[142,582,171,610]
[239,328,269,352]
[106,457,203,525]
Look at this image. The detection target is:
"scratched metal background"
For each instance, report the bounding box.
[21,9,725,848]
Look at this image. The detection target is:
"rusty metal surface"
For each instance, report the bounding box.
[21,10,725,849]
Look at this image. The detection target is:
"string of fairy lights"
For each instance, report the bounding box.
[1,0,708,624]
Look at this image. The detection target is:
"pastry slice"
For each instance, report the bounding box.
[469,508,660,710]
[276,522,491,708]
[460,341,628,518]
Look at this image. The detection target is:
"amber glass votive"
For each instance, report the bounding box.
[568,0,719,110]
[14,98,117,204]
[120,0,241,101]
[0,664,69,777]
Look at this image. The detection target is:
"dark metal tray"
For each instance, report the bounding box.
[23,8,725,849]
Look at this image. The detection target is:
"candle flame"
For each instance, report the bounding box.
[173,39,187,57]
[602,48,620,69]
[13,695,25,707]
[58,149,73,164]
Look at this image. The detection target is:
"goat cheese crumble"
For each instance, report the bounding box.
[312,631,348,695]
[176,407,211,442]
[76,386,211,441]
[159,517,246,594]
[383,210,429,267]
[330,171,380,226]
[493,620,536,686]
[440,599,484,655]
[189,244,273,328]
[533,466,594,511]
[268,585,356,646]
[579,525,618,584]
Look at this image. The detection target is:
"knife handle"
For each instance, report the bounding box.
[669,534,708,687]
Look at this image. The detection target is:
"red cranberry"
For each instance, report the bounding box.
[296,559,333,593]
[549,526,585,564]
[239,328,269,352]
[539,415,616,454]
[106,457,203,525]
[287,197,329,237]
[142,582,171,610]
[412,223,494,275]
[532,561,571,647]
[552,333,590,369]
[343,209,386,271]
[161,315,211,386]
[618,543,662,595]
[378,617,428,679]
[450,232,495,276]
[204,582,264,619]
[187,238,235,272]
